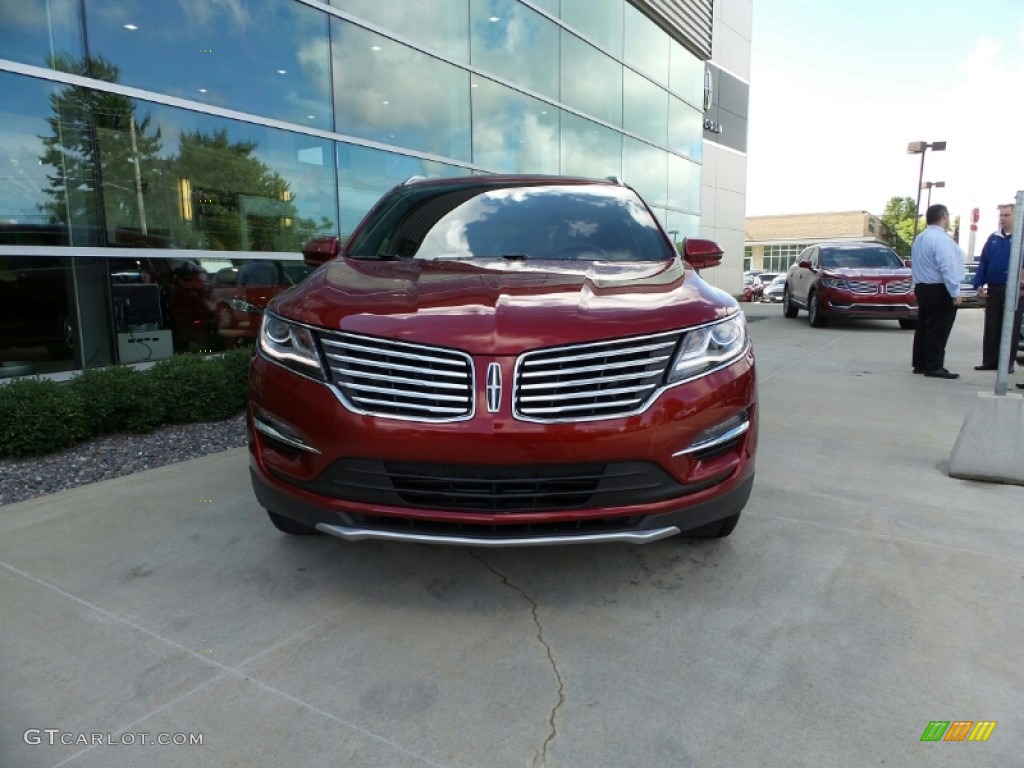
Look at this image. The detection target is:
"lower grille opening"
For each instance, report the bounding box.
[296,459,705,512]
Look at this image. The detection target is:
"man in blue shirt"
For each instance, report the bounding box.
[972,203,1021,374]
[911,204,965,378]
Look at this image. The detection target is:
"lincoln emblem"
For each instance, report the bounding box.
[486,362,502,413]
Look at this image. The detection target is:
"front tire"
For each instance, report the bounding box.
[808,290,829,327]
[898,318,917,330]
[782,288,799,318]
[266,510,320,535]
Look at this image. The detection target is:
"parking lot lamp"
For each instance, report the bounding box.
[908,141,946,241]
[922,180,945,209]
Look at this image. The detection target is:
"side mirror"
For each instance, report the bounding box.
[301,236,340,267]
[681,237,724,271]
[798,259,812,269]
[904,259,912,268]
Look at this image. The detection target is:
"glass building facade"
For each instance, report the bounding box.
[0,0,708,374]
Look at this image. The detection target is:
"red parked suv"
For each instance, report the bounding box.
[248,175,757,547]
[782,242,917,328]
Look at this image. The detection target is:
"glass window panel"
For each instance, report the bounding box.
[670,40,704,109]
[559,0,622,57]
[329,0,470,62]
[0,253,80,372]
[71,98,339,253]
[530,0,559,15]
[0,71,101,233]
[668,96,702,161]
[665,210,700,245]
[0,0,83,70]
[82,0,333,130]
[471,76,559,174]
[623,70,668,147]
[470,0,558,100]
[623,4,669,86]
[667,153,699,214]
[560,32,622,127]
[337,144,463,239]
[333,21,471,162]
[622,138,666,208]
[559,111,621,179]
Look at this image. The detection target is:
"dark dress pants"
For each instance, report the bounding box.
[981,284,1024,369]
[913,283,957,372]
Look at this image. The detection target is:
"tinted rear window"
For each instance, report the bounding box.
[347,183,673,262]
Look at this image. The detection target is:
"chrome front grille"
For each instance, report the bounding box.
[885,279,913,295]
[319,332,473,421]
[514,332,679,422]
[846,280,879,295]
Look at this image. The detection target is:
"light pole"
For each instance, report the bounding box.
[922,180,945,209]
[907,141,946,241]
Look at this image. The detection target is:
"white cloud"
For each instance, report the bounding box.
[746,28,1024,244]
[175,0,249,32]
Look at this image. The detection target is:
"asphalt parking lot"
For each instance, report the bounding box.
[2,302,1022,768]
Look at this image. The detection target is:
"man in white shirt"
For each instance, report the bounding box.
[910,204,965,379]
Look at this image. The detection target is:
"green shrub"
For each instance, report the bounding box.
[0,350,251,458]
[0,378,90,457]
[69,365,164,434]
[148,353,241,423]
[218,347,253,413]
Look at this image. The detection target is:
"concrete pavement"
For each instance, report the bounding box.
[2,303,1022,767]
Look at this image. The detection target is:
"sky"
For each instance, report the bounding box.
[745,0,1024,243]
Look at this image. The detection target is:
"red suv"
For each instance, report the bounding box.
[782,242,917,328]
[248,175,757,547]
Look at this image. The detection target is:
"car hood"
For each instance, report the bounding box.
[269,258,735,355]
[821,267,911,279]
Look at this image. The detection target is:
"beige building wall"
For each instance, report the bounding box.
[746,212,890,243]
[698,0,752,294]
[744,211,892,272]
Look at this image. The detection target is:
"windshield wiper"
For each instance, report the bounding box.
[502,253,528,261]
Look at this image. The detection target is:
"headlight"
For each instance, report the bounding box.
[820,277,847,289]
[229,298,265,314]
[258,313,324,378]
[668,314,747,382]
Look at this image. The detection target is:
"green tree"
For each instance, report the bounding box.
[881,196,920,258]
[173,129,324,252]
[38,55,162,233]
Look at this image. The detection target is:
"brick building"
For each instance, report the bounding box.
[744,211,892,272]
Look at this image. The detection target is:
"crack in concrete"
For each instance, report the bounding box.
[469,551,564,768]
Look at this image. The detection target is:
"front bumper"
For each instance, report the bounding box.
[821,291,917,320]
[248,348,757,546]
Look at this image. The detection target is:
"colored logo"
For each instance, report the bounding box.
[920,721,996,742]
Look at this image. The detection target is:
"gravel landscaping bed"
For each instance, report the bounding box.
[0,412,247,506]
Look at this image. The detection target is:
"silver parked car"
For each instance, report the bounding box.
[762,274,787,303]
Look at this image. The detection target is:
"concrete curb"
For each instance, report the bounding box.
[949,391,1024,484]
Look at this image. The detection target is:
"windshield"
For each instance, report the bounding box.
[346,182,674,262]
[820,246,904,270]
